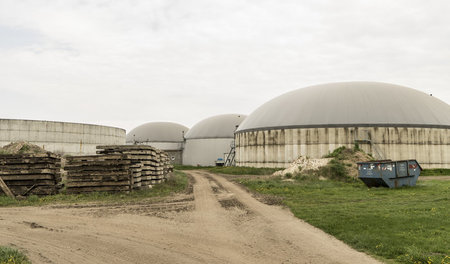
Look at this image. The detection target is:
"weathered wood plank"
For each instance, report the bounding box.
[142,171,164,175]
[0,174,55,180]
[0,159,59,166]
[0,163,57,169]
[143,167,164,171]
[66,181,130,187]
[150,179,163,184]
[4,179,56,186]
[66,185,130,193]
[0,153,58,159]
[66,153,128,158]
[67,171,130,177]
[141,161,157,166]
[8,185,57,196]
[97,151,156,157]
[97,145,156,150]
[67,175,130,182]
[64,165,130,172]
[65,161,131,168]
[0,169,58,175]
[150,175,166,180]
[0,177,15,198]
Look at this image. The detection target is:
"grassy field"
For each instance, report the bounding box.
[421,169,450,176]
[237,176,449,264]
[206,166,282,175]
[0,246,30,264]
[172,164,210,170]
[174,164,282,175]
[0,171,188,207]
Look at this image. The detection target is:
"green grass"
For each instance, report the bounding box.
[324,145,348,158]
[0,171,188,207]
[237,176,450,264]
[173,164,213,170]
[0,246,30,264]
[421,169,450,176]
[206,166,282,175]
[173,164,282,175]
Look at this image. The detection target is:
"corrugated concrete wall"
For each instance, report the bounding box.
[235,127,450,169]
[0,119,125,155]
[183,138,234,166]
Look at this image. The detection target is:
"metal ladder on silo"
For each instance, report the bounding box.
[354,130,386,160]
[224,141,236,166]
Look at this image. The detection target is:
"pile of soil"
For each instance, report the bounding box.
[273,147,373,179]
[273,156,331,177]
[331,147,373,179]
[0,141,49,155]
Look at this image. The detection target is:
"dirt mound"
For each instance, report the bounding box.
[273,156,331,177]
[0,141,49,155]
[274,147,373,179]
[323,147,374,179]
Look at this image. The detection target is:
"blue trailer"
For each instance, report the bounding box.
[357,160,422,188]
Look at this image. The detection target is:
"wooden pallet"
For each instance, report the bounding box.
[0,153,61,196]
[65,154,132,194]
[96,145,173,190]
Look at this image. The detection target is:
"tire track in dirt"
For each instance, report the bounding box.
[190,170,381,264]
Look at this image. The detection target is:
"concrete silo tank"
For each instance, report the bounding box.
[183,114,247,166]
[0,119,125,155]
[235,82,450,169]
[126,122,188,164]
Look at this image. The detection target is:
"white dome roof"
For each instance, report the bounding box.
[237,82,450,132]
[126,122,188,143]
[185,114,247,139]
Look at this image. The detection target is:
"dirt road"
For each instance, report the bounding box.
[0,170,380,263]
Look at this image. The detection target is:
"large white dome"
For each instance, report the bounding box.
[237,82,450,132]
[185,114,247,139]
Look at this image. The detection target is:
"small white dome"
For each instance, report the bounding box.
[126,122,188,143]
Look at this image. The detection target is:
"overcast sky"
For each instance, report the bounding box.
[1,0,449,132]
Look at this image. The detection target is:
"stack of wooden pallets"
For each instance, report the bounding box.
[129,161,143,189]
[63,145,173,194]
[96,145,172,189]
[0,146,174,196]
[65,154,132,194]
[0,153,61,196]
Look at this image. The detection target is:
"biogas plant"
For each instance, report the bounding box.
[126,114,246,166]
[235,82,450,169]
[2,82,449,168]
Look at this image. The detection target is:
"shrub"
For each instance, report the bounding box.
[0,246,30,264]
[317,159,349,181]
[324,146,346,158]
